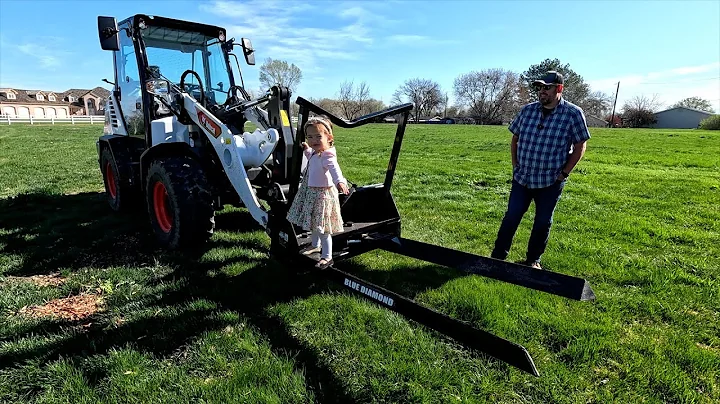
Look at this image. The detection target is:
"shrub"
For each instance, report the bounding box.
[699,114,720,130]
[622,108,656,128]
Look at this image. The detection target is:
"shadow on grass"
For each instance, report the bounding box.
[0,191,475,402]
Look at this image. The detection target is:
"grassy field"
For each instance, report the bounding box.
[1,122,718,403]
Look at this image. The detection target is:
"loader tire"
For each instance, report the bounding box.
[101,147,134,212]
[145,156,215,249]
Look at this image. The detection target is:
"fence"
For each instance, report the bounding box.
[0,114,300,126]
[0,115,102,125]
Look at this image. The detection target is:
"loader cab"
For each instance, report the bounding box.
[98,14,255,147]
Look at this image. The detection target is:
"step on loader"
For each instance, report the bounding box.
[96,14,595,377]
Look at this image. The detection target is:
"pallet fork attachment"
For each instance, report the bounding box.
[268,98,596,377]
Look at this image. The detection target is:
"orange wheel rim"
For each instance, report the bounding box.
[153,182,172,233]
[106,162,117,199]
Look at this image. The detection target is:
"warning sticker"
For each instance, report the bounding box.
[280,110,291,127]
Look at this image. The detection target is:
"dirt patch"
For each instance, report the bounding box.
[19,293,104,321]
[3,273,66,287]
[29,273,67,287]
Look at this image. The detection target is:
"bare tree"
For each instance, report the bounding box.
[453,68,518,124]
[337,80,371,120]
[392,78,443,122]
[621,94,662,127]
[623,94,663,112]
[258,58,303,94]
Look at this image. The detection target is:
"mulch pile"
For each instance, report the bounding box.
[19,293,104,321]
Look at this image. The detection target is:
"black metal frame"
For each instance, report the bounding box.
[266,98,596,377]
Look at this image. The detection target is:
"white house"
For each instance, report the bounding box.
[652,106,715,129]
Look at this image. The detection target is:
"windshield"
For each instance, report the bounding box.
[141,25,232,106]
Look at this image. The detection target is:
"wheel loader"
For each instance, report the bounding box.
[95,14,596,377]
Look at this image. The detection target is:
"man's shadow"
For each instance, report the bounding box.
[0,191,472,402]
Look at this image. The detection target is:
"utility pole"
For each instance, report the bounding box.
[444,93,448,117]
[609,81,620,127]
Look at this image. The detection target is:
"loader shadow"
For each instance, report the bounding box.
[0,191,161,277]
[0,191,473,402]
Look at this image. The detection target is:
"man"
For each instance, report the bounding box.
[490,71,590,269]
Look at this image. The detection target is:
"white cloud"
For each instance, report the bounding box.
[17,45,61,68]
[200,0,385,74]
[587,62,720,113]
[387,34,459,46]
[13,36,73,70]
[387,34,426,44]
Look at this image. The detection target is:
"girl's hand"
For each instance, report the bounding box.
[337,182,350,195]
[301,142,309,150]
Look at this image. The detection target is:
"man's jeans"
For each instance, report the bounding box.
[491,179,566,264]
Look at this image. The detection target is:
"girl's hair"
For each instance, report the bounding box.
[304,114,334,145]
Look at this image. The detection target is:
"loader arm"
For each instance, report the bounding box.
[176,92,276,228]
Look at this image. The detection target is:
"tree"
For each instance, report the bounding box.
[621,94,662,127]
[583,91,614,118]
[604,113,623,128]
[521,58,590,107]
[391,78,443,123]
[307,97,342,117]
[362,98,386,118]
[453,68,518,125]
[337,80,371,120]
[672,96,715,113]
[258,58,303,94]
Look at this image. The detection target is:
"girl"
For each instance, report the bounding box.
[287,115,350,269]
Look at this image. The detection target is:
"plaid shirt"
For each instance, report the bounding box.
[508,98,591,189]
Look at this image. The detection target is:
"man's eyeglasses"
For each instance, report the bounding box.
[534,85,556,91]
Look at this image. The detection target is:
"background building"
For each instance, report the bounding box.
[652,106,715,129]
[0,87,111,118]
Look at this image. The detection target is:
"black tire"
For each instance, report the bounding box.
[100,147,133,212]
[145,156,215,249]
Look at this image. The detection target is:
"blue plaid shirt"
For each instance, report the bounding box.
[508,98,591,189]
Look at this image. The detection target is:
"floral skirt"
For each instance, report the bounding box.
[287,177,344,234]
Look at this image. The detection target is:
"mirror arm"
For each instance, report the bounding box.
[228,53,245,92]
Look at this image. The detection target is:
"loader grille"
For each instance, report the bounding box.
[106,97,120,129]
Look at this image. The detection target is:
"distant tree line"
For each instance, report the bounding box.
[257,57,716,127]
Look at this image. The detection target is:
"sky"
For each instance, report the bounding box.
[1,0,719,113]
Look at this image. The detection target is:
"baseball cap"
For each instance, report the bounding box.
[533,71,564,86]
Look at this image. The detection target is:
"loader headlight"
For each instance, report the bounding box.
[138,19,147,29]
[219,31,225,42]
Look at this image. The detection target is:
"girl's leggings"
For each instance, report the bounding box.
[311,230,332,260]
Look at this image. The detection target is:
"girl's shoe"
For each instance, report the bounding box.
[315,258,333,269]
[302,246,321,255]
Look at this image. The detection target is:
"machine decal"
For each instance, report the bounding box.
[344,278,395,307]
[197,110,221,138]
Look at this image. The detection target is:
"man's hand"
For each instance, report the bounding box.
[337,182,350,195]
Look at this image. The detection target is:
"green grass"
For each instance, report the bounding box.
[1,123,718,403]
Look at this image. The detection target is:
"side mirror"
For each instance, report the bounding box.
[98,16,120,51]
[241,38,255,66]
